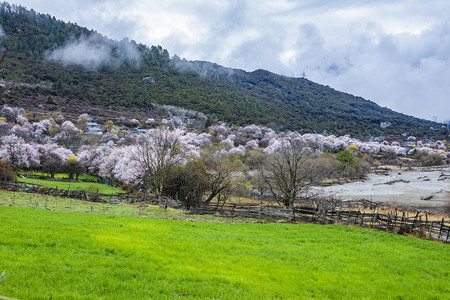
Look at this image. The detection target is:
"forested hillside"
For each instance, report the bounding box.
[0,2,447,138]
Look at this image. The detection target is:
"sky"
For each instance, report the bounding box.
[10,0,450,122]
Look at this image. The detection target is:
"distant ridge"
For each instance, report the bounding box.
[0,2,447,138]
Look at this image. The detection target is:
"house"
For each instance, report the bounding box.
[133,128,147,134]
[85,122,103,135]
[402,141,414,148]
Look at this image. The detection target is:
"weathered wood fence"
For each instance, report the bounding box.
[1,181,448,242]
[0,181,183,209]
[0,182,86,199]
[191,200,450,242]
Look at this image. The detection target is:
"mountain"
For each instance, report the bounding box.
[0,2,447,138]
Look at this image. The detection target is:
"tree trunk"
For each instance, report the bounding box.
[205,190,221,203]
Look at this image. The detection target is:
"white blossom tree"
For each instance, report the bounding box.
[1,105,25,123]
[78,142,116,176]
[130,128,186,201]
[0,135,40,169]
[130,118,140,127]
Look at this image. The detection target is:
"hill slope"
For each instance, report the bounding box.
[0,2,447,138]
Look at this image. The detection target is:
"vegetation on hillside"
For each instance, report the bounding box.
[0,2,447,138]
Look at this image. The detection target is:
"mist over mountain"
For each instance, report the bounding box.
[0,2,447,138]
[45,35,141,70]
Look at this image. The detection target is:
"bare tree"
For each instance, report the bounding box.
[64,157,86,180]
[311,194,340,224]
[166,158,209,210]
[202,148,241,203]
[263,139,325,209]
[0,159,15,181]
[131,129,185,205]
[42,158,63,178]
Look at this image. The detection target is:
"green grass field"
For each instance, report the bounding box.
[0,190,225,222]
[16,177,123,195]
[19,171,99,182]
[0,204,449,299]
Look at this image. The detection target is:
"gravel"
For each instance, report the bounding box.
[314,166,450,212]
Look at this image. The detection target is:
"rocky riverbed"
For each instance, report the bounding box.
[315,166,450,213]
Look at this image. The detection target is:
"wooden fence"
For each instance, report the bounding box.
[1,181,448,242]
[191,200,450,242]
[0,181,86,199]
[0,181,183,209]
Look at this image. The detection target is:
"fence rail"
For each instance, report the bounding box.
[1,181,448,242]
[191,200,450,242]
[0,181,183,209]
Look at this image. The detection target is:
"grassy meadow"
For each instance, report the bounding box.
[19,172,100,182]
[0,204,449,299]
[0,190,222,222]
[16,177,124,195]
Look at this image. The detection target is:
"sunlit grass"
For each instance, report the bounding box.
[0,205,448,299]
[19,171,99,182]
[16,177,123,195]
[0,190,235,222]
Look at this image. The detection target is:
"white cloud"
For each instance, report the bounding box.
[45,34,141,70]
[11,0,450,122]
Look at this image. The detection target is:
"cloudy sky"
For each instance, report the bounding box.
[11,0,450,122]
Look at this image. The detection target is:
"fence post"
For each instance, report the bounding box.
[438,218,444,240]
[394,208,398,228]
[446,224,450,242]
[335,210,340,224]
[419,216,422,235]
[412,212,419,231]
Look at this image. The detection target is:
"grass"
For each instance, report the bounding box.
[16,177,123,195]
[19,171,99,182]
[0,190,228,222]
[0,204,449,299]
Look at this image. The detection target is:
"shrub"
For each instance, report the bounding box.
[348,145,359,153]
[46,96,55,104]
[335,150,370,179]
[0,159,15,181]
[420,153,443,166]
[335,150,357,177]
